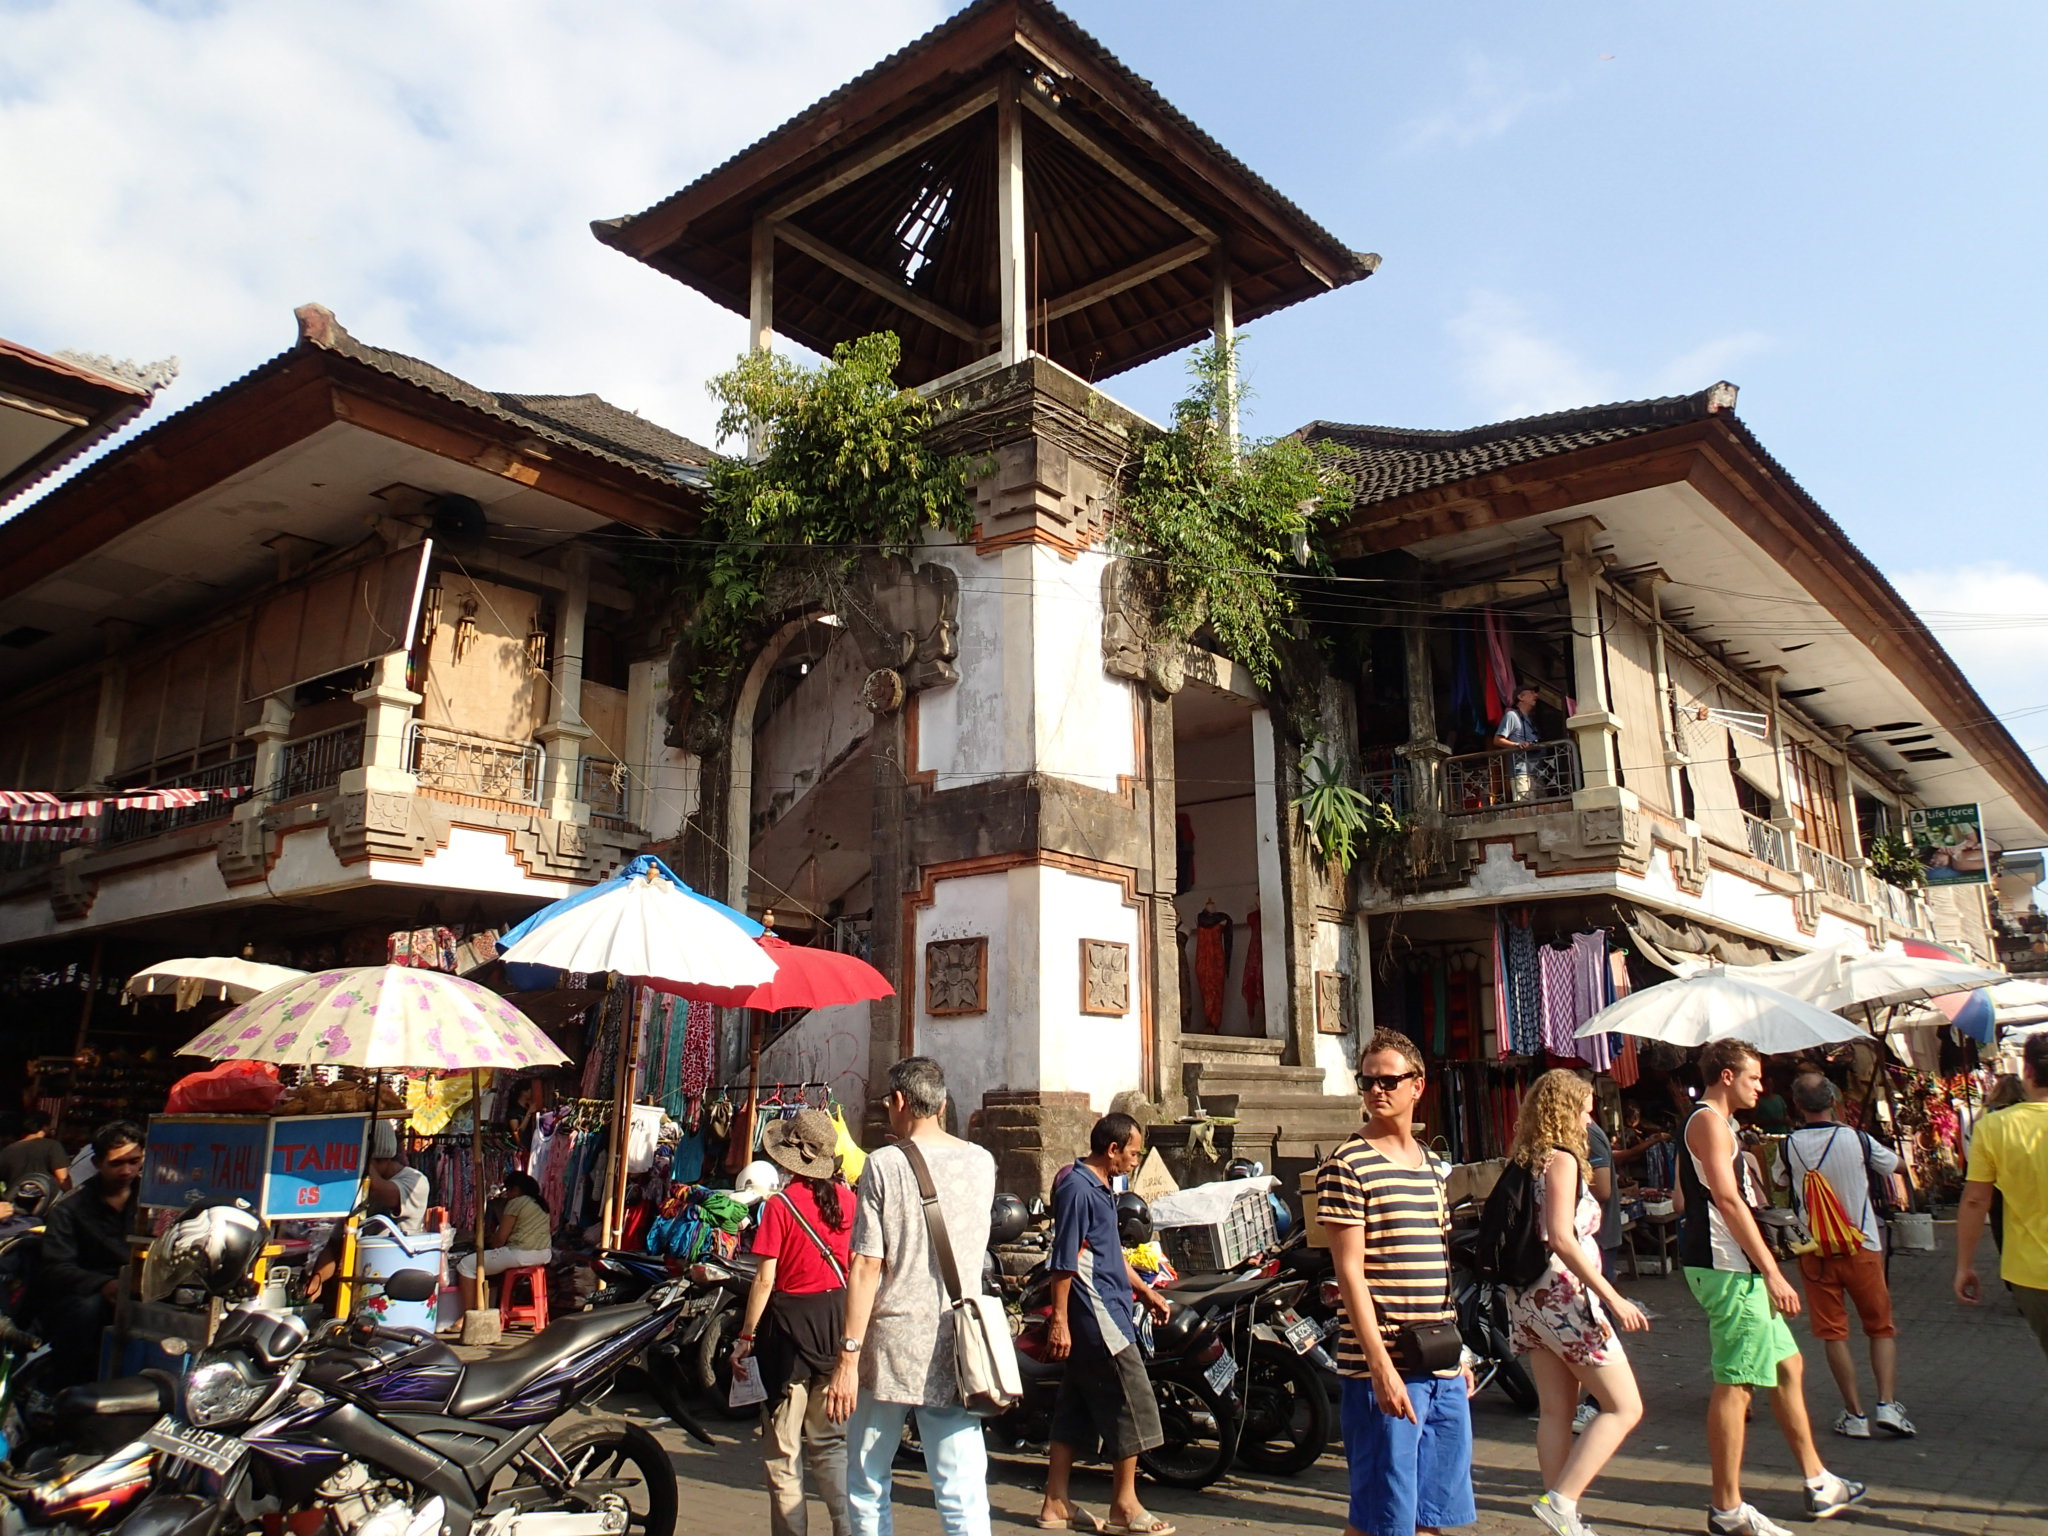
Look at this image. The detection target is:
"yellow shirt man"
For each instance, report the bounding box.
[1966,1100,2048,1289]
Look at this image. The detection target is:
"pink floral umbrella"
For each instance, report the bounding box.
[176,965,568,1071]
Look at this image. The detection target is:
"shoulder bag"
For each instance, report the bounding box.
[898,1141,1021,1415]
[771,1190,847,1287]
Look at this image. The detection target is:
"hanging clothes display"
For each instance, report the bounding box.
[1569,930,1616,1071]
[1495,907,1543,1056]
[1241,908,1265,1032]
[1539,945,1580,1056]
[1194,908,1233,1031]
[1175,814,1196,893]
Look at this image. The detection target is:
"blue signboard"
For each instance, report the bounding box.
[266,1114,370,1218]
[144,1113,372,1217]
[144,1116,268,1209]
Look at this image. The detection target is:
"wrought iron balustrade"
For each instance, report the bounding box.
[1743,812,1795,872]
[274,724,364,801]
[579,756,629,818]
[1361,762,1409,812]
[106,755,256,845]
[1797,841,1866,905]
[1442,739,1578,815]
[407,722,543,804]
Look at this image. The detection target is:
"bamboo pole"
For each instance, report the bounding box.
[471,1068,488,1311]
[603,978,640,1250]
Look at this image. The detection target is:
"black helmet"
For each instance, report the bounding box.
[990,1192,1030,1247]
[6,1175,52,1219]
[1224,1157,1264,1182]
[142,1200,266,1301]
[1115,1191,1153,1247]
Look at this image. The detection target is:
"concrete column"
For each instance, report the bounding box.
[1212,252,1238,446]
[1555,517,1629,810]
[537,550,593,825]
[1646,575,1688,820]
[1397,618,1445,820]
[340,651,421,796]
[242,693,294,811]
[995,77,1028,366]
[85,663,124,789]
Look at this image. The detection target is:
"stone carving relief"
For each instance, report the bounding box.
[925,936,988,1016]
[1316,970,1352,1035]
[1079,939,1130,1016]
[1100,559,1185,698]
[841,553,960,694]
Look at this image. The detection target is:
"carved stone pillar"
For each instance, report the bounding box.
[219,693,293,883]
[1555,517,1632,816]
[538,550,593,825]
[340,652,421,797]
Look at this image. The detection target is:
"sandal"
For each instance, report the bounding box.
[1105,1519,1176,1536]
[1033,1509,1107,1532]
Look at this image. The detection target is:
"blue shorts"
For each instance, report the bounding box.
[1339,1374,1476,1534]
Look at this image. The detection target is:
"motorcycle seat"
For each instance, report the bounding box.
[1176,1272,1270,1310]
[449,1303,656,1417]
[54,1372,176,1419]
[1165,1270,1247,1297]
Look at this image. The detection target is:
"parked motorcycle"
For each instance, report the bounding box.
[1160,1257,1331,1477]
[0,1311,168,1536]
[1448,1223,1537,1410]
[117,1197,717,1536]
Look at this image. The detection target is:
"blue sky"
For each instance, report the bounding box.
[4,0,2045,752]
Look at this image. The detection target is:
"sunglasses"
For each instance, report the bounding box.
[1357,1071,1422,1093]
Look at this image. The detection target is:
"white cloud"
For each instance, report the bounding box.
[1447,289,1772,421]
[1395,56,1568,154]
[0,0,946,475]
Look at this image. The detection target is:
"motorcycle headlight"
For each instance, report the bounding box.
[183,1357,270,1429]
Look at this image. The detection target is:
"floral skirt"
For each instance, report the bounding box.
[1508,1262,1624,1367]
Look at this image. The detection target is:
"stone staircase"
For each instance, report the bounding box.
[1155,1037,1363,1191]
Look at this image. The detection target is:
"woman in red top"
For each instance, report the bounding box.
[732,1109,854,1536]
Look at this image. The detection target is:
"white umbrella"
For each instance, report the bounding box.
[176,966,569,1070]
[1575,970,1868,1055]
[1721,943,2003,1013]
[499,862,776,992]
[125,956,308,1005]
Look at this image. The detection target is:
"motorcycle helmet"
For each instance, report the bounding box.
[732,1159,785,1206]
[6,1175,52,1219]
[143,1200,266,1302]
[989,1193,1030,1247]
[1115,1191,1153,1248]
[1224,1157,1265,1182]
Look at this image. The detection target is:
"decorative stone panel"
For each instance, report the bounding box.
[1079,938,1131,1016]
[925,936,988,1016]
[1316,970,1351,1035]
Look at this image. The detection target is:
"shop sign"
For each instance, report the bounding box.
[1907,803,1990,886]
[145,1112,371,1216]
[267,1113,371,1217]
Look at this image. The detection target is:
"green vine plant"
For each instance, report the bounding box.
[630,333,978,726]
[1294,745,1412,879]
[1865,830,1926,891]
[1113,341,1349,692]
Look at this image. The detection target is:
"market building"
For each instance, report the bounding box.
[0,305,707,1139]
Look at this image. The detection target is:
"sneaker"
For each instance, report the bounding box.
[1572,1401,1601,1435]
[1706,1505,1793,1536]
[1872,1400,1917,1437]
[1804,1474,1869,1521]
[1831,1409,1869,1439]
[1533,1495,1589,1536]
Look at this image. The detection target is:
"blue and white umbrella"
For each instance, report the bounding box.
[498,855,776,994]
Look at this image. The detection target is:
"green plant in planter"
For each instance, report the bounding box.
[646,332,979,705]
[1294,747,1412,876]
[1865,831,1926,890]
[1114,343,1348,691]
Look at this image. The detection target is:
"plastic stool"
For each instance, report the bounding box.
[499,1265,550,1331]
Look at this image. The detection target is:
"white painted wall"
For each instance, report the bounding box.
[1032,548,1136,790]
[758,1000,874,1113]
[1036,865,1144,1106]
[628,656,699,844]
[1312,917,1359,1095]
[910,867,1021,1134]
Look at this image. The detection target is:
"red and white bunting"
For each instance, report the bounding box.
[0,823,98,843]
[0,785,249,822]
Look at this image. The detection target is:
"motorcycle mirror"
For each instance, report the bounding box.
[382,1268,440,1303]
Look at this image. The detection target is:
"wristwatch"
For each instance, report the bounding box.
[840,1336,862,1354]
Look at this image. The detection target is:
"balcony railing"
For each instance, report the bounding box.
[407,723,542,805]
[579,756,629,818]
[1443,739,1579,815]
[1797,841,1866,905]
[274,724,364,802]
[1875,877,1921,928]
[106,756,256,846]
[1361,762,1409,813]
[1744,812,1794,872]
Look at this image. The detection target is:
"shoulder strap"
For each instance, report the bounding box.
[773,1189,847,1286]
[897,1140,967,1305]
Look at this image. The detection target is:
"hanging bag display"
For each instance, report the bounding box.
[899,1141,1021,1416]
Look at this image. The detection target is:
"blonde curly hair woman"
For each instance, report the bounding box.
[1506,1070,1650,1536]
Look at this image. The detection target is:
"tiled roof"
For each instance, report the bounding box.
[299,306,714,477]
[1304,383,1738,508]
[598,0,1367,278]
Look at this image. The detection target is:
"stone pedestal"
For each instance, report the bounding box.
[975,1090,1097,1201]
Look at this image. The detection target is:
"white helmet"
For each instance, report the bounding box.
[143,1201,266,1301]
[733,1159,785,1206]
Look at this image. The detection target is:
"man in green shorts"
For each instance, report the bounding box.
[1679,1039,1868,1535]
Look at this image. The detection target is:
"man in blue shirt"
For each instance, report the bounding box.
[1038,1113,1173,1535]
[1492,684,1543,801]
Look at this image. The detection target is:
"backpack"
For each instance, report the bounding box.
[1473,1160,1551,1288]
[1786,1127,1865,1259]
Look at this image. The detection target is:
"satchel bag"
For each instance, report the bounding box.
[899,1141,1022,1416]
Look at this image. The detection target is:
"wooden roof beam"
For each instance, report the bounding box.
[1018,87,1218,245]
[1038,237,1209,327]
[761,85,999,225]
[772,222,992,347]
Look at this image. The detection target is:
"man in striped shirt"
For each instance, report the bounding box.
[1317,1028,1476,1536]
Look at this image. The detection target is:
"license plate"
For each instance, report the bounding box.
[1204,1352,1238,1394]
[144,1415,243,1475]
[1282,1316,1320,1355]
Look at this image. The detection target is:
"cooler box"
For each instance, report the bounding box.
[356,1220,449,1332]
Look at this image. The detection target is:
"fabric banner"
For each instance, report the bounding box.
[0,785,247,822]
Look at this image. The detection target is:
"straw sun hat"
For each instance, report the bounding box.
[761,1108,839,1181]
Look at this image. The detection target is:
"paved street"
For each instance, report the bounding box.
[622,1221,2044,1535]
